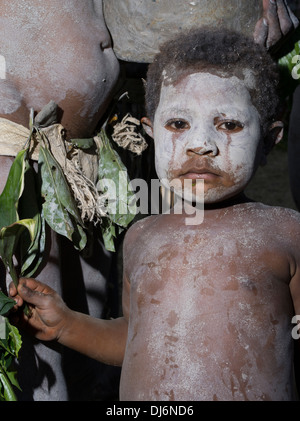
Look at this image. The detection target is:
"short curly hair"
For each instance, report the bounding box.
[145,27,280,135]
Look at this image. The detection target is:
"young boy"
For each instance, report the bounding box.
[10,27,300,401]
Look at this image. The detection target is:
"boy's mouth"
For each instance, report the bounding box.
[179,168,220,182]
[171,162,221,183]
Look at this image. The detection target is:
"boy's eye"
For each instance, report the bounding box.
[165,119,190,131]
[217,120,244,133]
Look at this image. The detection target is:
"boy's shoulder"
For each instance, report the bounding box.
[123,203,300,241]
[122,215,162,262]
[125,215,161,240]
[257,202,300,219]
[248,202,300,235]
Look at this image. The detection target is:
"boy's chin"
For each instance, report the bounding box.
[203,188,248,206]
[173,188,225,205]
[186,190,245,206]
[166,181,247,208]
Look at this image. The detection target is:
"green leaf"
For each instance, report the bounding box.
[0,319,22,401]
[0,370,17,401]
[101,218,117,252]
[0,292,16,316]
[6,319,22,359]
[0,219,36,243]
[97,129,136,229]
[0,320,22,358]
[0,149,27,229]
[6,370,21,392]
[97,129,136,252]
[0,219,36,286]
[279,40,300,73]
[70,138,94,149]
[18,161,45,277]
[38,144,87,250]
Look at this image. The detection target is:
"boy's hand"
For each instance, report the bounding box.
[254,0,299,50]
[9,278,71,342]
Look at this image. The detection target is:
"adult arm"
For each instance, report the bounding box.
[288,85,300,211]
[254,0,299,50]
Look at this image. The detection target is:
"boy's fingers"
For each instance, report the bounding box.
[17,281,50,308]
[8,282,24,309]
[19,277,55,295]
[8,281,17,297]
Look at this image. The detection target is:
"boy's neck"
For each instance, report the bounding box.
[203,192,252,211]
[170,192,253,219]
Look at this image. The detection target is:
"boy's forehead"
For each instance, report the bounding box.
[158,71,256,109]
[153,71,263,129]
[161,67,257,93]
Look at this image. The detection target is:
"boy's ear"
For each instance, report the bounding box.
[141,117,154,139]
[269,121,284,145]
[264,121,284,155]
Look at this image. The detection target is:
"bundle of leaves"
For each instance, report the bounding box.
[0,114,137,400]
[0,299,22,401]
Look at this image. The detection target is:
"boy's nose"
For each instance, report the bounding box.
[187,141,219,157]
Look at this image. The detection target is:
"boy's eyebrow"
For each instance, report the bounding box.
[159,108,248,119]
[159,107,193,118]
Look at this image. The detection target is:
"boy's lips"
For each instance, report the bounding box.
[171,163,221,182]
[179,168,220,181]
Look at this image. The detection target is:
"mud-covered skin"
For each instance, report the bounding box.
[0,0,120,139]
[0,0,120,400]
[120,202,300,401]
[0,0,120,301]
[149,73,263,204]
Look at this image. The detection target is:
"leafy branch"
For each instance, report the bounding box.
[0,110,137,399]
[0,316,22,401]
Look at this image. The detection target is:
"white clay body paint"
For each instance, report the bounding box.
[153,72,262,203]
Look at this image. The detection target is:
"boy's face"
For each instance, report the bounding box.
[144,72,265,204]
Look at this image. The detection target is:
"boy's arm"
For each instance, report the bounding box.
[10,277,129,366]
[289,215,300,340]
[289,237,300,391]
[290,265,300,325]
[58,272,131,366]
[288,211,300,316]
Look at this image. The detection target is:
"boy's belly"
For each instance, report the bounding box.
[120,272,296,401]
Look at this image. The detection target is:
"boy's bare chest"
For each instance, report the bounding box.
[122,212,295,401]
[127,214,289,290]
[126,211,293,329]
